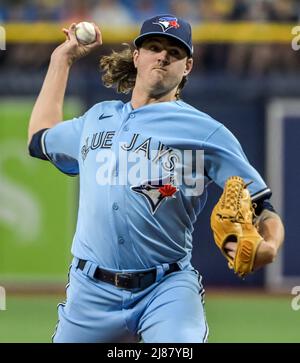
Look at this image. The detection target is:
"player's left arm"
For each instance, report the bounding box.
[252,206,285,271]
[224,198,285,271]
[204,124,285,271]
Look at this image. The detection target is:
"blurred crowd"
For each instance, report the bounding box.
[0,0,299,23]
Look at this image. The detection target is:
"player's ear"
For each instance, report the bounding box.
[183,58,193,76]
[133,49,139,68]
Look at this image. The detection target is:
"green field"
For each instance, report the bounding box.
[0,98,81,283]
[0,294,299,343]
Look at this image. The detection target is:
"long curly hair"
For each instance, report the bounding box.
[99,44,187,100]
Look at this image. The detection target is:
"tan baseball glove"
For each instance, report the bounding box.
[210,176,263,277]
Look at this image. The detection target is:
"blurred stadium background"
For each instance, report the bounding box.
[0,0,300,342]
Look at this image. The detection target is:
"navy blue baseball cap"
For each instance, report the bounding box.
[134,15,193,57]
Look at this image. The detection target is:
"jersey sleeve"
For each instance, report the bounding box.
[203,125,271,200]
[29,115,85,176]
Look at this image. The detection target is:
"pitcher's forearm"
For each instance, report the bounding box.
[28,22,102,144]
[253,211,285,270]
[258,210,285,253]
[28,56,71,143]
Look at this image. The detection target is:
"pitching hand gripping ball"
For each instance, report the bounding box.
[75,22,96,45]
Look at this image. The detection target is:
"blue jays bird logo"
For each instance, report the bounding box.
[131,179,179,214]
[153,16,180,32]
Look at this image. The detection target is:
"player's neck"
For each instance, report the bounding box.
[131,87,177,109]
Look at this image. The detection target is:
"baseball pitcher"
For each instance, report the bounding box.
[28,15,284,343]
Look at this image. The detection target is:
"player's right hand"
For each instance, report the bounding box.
[51,23,102,66]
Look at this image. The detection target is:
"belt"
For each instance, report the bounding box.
[77,259,180,290]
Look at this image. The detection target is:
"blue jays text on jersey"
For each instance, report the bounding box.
[32,100,271,271]
[80,128,205,197]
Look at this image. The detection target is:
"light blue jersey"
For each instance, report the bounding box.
[40,100,270,270]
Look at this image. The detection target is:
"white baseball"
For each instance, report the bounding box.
[75,21,96,45]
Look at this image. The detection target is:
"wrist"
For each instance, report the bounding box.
[253,240,277,271]
[261,239,279,262]
[264,238,280,255]
[50,52,73,68]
